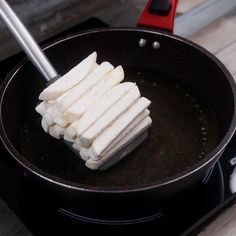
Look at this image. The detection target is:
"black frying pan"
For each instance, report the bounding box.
[0,0,236,221]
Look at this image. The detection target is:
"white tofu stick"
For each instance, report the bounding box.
[80,147,90,161]
[87,109,149,161]
[64,134,75,143]
[73,110,149,160]
[64,66,124,123]
[48,62,105,126]
[41,116,49,133]
[35,100,55,115]
[43,112,54,126]
[46,93,68,126]
[72,142,82,151]
[39,52,97,100]
[49,124,65,139]
[76,82,136,138]
[54,62,114,113]
[89,97,151,160]
[53,115,68,127]
[101,109,150,157]
[86,116,152,170]
[78,85,140,147]
[72,143,90,161]
[35,102,47,115]
[64,121,78,140]
[46,105,69,127]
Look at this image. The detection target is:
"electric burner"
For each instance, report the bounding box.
[15,161,223,235]
[0,18,236,236]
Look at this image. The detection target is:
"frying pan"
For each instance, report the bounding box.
[0,0,236,221]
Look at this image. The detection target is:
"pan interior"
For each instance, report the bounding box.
[2,29,231,191]
[17,66,219,189]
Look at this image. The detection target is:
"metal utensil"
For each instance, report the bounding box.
[0,0,58,82]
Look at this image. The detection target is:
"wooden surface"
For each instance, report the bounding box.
[175,0,236,37]
[1,0,236,235]
[190,6,236,78]
[198,197,236,236]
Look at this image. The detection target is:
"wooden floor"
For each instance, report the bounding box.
[1,0,236,235]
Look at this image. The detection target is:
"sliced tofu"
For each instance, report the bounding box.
[89,97,151,160]
[74,109,150,161]
[76,82,136,137]
[72,143,90,161]
[80,147,90,161]
[64,134,75,143]
[35,102,47,115]
[102,109,150,157]
[46,93,69,126]
[64,65,124,123]
[72,142,82,151]
[41,116,49,133]
[49,124,65,139]
[53,115,68,127]
[86,116,152,170]
[43,112,54,127]
[39,52,97,100]
[64,121,79,140]
[35,100,55,115]
[54,62,114,113]
[77,85,140,148]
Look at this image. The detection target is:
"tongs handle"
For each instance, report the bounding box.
[0,0,58,81]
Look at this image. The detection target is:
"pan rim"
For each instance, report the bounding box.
[0,27,236,193]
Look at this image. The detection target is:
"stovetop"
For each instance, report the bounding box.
[0,18,236,236]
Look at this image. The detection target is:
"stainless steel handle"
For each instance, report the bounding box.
[0,0,58,81]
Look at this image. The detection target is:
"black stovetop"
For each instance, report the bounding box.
[0,18,236,236]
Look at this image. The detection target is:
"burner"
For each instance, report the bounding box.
[11,161,223,235]
[58,208,164,225]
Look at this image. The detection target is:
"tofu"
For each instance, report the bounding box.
[41,116,49,133]
[36,52,153,170]
[64,121,79,140]
[53,115,68,127]
[64,134,75,143]
[72,142,82,151]
[80,147,90,161]
[101,109,150,157]
[43,112,54,127]
[35,102,47,115]
[64,66,124,123]
[76,82,136,137]
[46,93,69,126]
[54,62,114,113]
[35,100,55,115]
[72,143,90,161]
[88,97,151,160]
[87,109,149,161]
[49,124,65,139]
[77,85,140,148]
[86,116,152,170]
[39,52,97,100]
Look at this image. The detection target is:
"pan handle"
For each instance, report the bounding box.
[137,0,178,32]
[0,0,58,81]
